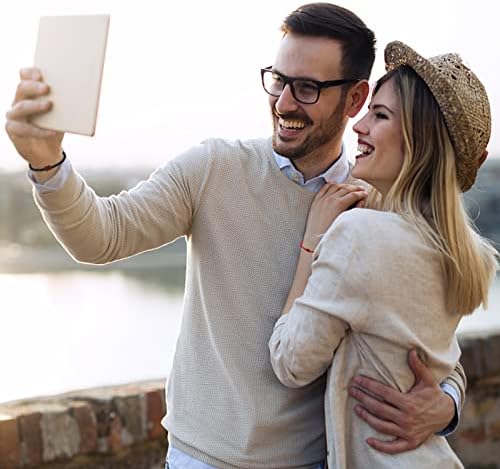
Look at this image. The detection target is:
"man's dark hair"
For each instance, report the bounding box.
[281,3,376,80]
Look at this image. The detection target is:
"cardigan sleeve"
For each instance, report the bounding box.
[269,211,368,388]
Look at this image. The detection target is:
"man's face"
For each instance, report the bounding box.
[269,33,349,162]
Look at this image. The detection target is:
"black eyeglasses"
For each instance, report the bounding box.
[261,66,359,104]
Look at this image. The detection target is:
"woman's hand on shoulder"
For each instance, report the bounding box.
[303,183,367,250]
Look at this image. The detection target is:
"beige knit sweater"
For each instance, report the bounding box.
[270,209,464,468]
[34,137,465,468]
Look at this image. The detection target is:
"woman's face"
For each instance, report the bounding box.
[351,78,405,197]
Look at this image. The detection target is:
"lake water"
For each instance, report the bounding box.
[1,271,184,404]
[1,271,499,404]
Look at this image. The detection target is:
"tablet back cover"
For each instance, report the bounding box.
[32,15,110,136]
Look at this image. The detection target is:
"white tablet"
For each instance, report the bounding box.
[31,15,110,136]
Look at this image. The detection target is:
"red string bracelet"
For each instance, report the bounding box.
[300,240,314,253]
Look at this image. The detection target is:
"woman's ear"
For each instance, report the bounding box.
[346,80,370,118]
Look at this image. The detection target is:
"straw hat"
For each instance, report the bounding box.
[384,41,491,192]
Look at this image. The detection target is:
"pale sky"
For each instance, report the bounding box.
[0,0,498,171]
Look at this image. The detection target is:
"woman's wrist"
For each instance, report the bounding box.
[301,233,320,252]
[300,240,314,253]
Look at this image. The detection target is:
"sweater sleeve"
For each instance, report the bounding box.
[33,143,210,264]
[269,212,367,388]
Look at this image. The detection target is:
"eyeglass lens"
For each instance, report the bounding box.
[262,70,319,104]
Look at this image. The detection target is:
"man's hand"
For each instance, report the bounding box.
[349,350,455,454]
[5,67,64,171]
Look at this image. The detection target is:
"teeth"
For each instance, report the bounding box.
[357,143,373,155]
[280,118,306,129]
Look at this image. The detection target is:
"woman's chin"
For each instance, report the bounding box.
[351,165,365,182]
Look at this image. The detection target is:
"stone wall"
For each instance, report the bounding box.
[0,380,167,469]
[448,332,500,468]
[1,333,499,469]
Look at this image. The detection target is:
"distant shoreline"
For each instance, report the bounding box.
[0,245,186,274]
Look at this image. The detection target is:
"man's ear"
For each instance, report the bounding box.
[478,150,488,169]
[345,80,370,118]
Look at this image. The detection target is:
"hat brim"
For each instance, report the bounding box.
[384,41,478,191]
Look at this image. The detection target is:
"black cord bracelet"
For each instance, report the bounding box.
[29,151,67,172]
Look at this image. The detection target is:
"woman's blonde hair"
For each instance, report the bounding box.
[367,66,498,315]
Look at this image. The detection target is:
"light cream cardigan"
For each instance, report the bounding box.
[270,208,464,468]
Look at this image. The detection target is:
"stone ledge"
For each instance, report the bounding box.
[448,378,500,467]
[459,330,500,383]
[0,380,167,469]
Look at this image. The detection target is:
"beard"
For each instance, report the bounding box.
[272,93,347,161]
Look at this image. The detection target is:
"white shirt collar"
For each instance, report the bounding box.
[273,143,350,186]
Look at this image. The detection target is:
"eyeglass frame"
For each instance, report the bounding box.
[260,66,360,105]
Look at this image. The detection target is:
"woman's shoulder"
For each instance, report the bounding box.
[334,208,406,230]
[324,209,439,269]
[324,208,420,247]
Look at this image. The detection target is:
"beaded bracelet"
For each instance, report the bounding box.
[29,151,67,172]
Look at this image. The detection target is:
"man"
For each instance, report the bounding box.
[6,3,465,468]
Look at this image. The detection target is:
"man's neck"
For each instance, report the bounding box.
[293,147,343,181]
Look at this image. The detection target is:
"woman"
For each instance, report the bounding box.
[269,41,498,468]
